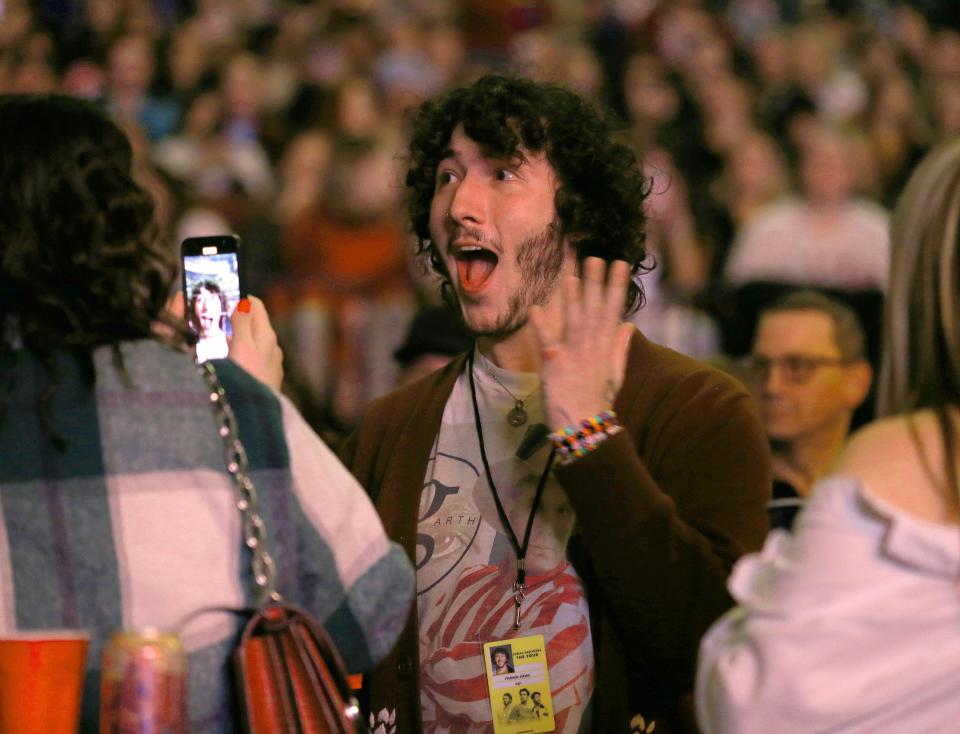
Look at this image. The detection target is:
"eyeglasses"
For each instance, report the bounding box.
[740,354,852,384]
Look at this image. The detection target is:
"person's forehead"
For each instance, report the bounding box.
[754,310,840,354]
[443,124,550,166]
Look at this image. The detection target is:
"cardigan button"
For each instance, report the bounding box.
[396,655,414,678]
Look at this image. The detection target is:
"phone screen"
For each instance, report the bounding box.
[183,249,241,363]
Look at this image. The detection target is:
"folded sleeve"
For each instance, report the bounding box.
[279,393,415,672]
[215,357,414,674]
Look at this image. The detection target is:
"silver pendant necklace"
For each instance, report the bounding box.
[484,364,538,427]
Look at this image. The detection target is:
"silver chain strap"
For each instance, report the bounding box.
[198,361,281,606]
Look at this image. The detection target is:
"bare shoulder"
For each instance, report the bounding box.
[836,410,959,523]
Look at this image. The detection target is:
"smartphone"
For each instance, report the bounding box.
[180,234,245,363]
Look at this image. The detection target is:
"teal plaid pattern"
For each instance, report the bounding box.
[0,340,412,732]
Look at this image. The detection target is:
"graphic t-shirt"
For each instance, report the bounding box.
[417,349,594,733]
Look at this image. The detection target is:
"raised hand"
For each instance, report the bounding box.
[528,257,634,430]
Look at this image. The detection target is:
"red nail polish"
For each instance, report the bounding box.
[237,299,251,313]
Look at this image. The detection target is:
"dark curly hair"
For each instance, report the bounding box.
[0,94,179,351]
[406,75,651,313]
[0,95,181,443]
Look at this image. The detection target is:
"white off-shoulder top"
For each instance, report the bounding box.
[696,475,960,734]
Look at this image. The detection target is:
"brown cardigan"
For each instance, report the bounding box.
[340,330,770,733]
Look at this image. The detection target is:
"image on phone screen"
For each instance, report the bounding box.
[183,252,241,362]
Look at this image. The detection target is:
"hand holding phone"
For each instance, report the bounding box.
[229,296,284,391]
[180,235,245,363]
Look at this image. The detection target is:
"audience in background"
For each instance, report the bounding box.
[706,130,791,274]
[743,291,872,530]
[103,32,180,141]
[724,124,890,291]
[0,0,953,437]
[629,146,721,358]
[278,133,414,427]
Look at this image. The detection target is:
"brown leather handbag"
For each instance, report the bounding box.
[200,362,361,734]
[233,604,359,734]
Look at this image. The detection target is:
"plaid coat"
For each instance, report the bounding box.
[0,339,413,732]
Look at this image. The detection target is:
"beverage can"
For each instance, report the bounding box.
[99,627,187,734]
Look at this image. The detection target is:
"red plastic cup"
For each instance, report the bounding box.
[0,630,90,734]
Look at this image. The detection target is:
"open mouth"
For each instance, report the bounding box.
[453,245,498,293]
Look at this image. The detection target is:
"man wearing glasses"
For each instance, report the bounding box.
[742,291,872,530]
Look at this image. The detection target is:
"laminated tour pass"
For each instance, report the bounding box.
[483,635,555,734]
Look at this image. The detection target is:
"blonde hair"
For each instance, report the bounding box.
[879,136,960,416]
[879,136,960,506]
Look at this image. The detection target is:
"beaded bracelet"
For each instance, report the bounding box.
[548,409,621,464]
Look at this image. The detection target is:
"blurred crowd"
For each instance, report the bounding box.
[3,0,957,438]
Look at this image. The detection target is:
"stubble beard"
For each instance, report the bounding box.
[469,222,565,338]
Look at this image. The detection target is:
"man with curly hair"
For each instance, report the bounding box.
[341,75,770,733]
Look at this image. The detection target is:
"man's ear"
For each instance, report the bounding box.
[844,359,873,408]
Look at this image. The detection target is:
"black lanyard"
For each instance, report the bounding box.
[467,349,555,629]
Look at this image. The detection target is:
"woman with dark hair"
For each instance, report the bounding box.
[0,95,413,731]
[696,137,960,732]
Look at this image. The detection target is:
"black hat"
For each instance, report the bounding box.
[393,305,473,365]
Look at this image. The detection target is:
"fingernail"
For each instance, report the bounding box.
[237,299,251,313]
